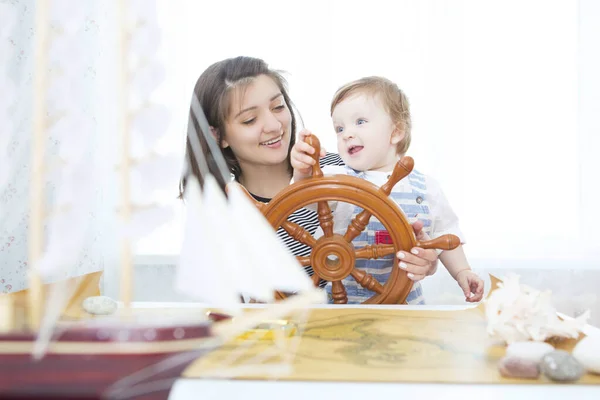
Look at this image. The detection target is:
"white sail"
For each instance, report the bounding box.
[175,175,241,306]
[226,183,319,300]
[32,0,175,355]
[200,175,250,301]
[175,174,323,305]
[34,1,94,281]
[30,0,98,359]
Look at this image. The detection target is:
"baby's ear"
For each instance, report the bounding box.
[390,126,405,145]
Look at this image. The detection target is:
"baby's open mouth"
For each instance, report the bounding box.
[348,145,364,155]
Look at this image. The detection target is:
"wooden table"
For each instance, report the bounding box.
[126,303,600,400]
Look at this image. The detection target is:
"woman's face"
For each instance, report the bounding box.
[222,75,292,170]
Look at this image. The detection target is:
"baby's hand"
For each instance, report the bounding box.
[291,129,326,181]
[455,270,484,302]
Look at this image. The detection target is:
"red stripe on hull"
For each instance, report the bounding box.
[0,350,205,400]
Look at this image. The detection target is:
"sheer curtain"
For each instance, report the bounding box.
[0,0,118,293]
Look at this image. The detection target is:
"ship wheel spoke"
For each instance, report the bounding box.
[297,256,312,267]
[343,209,372,243]
[379,156,413,196]
[331,280,348,304]
[317,201,334,237]
[311,272,321,286]
[281,220,317,248]
[349,269,385,294]
[354,244,395,260]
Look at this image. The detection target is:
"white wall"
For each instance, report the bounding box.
[578,0,600,260]
[137,0,600,272]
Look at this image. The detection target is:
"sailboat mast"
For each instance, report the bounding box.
[117,0,134,311]
[27,0,50,330]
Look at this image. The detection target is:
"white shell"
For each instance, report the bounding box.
[82,296,118,315]
[484,274,590,343]
[506,341,555,363]
[572,336,600,374]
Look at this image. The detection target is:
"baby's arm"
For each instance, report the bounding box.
[439,248,484,302]
[427,176,484,302]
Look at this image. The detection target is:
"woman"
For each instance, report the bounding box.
[180,56,438,296]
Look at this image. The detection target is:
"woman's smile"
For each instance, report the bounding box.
[260,133,284,148]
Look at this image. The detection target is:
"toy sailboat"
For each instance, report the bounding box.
[0,2,322,399]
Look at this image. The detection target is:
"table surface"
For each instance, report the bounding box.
[124,302,600,400]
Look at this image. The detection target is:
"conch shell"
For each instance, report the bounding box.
[484,273,590,344]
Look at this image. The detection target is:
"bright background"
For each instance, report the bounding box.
[140,0,600,271]
[2,1,598,306]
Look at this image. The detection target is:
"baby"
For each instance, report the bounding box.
[291,76,484,304]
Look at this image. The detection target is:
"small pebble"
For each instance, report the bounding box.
[498,356,540,379]
[572,336,600,374]
[82,296,117,315]
[540,350,584,382]
[506,341,554,363]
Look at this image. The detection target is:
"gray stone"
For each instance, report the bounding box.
[540,350,584,382]
[82,296,118,315]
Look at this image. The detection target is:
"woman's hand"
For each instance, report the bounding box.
[396,220,439,282]
[291,129,326,181]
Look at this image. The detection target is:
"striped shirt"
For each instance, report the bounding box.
[249,153,345,287]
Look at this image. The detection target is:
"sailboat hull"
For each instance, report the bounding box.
[0,352,201,400]
[0,323,213,400]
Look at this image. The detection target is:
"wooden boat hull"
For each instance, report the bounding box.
[0,352,204,400]
[0,322,213,400]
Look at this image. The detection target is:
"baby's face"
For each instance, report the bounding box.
[331,93,403,172]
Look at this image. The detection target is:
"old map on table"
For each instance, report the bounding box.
[183,307,600,385]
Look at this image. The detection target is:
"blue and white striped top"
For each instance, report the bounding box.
[316,165,465,304]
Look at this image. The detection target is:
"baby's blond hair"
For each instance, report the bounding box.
[330,76,411,155]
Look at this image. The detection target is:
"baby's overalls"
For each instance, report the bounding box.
[326,168,433,304]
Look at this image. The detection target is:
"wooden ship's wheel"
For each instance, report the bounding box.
[253,135,460,304]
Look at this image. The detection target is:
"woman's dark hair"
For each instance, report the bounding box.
[180,56,297,197]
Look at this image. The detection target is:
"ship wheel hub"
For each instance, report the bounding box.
[311,235,355,281]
